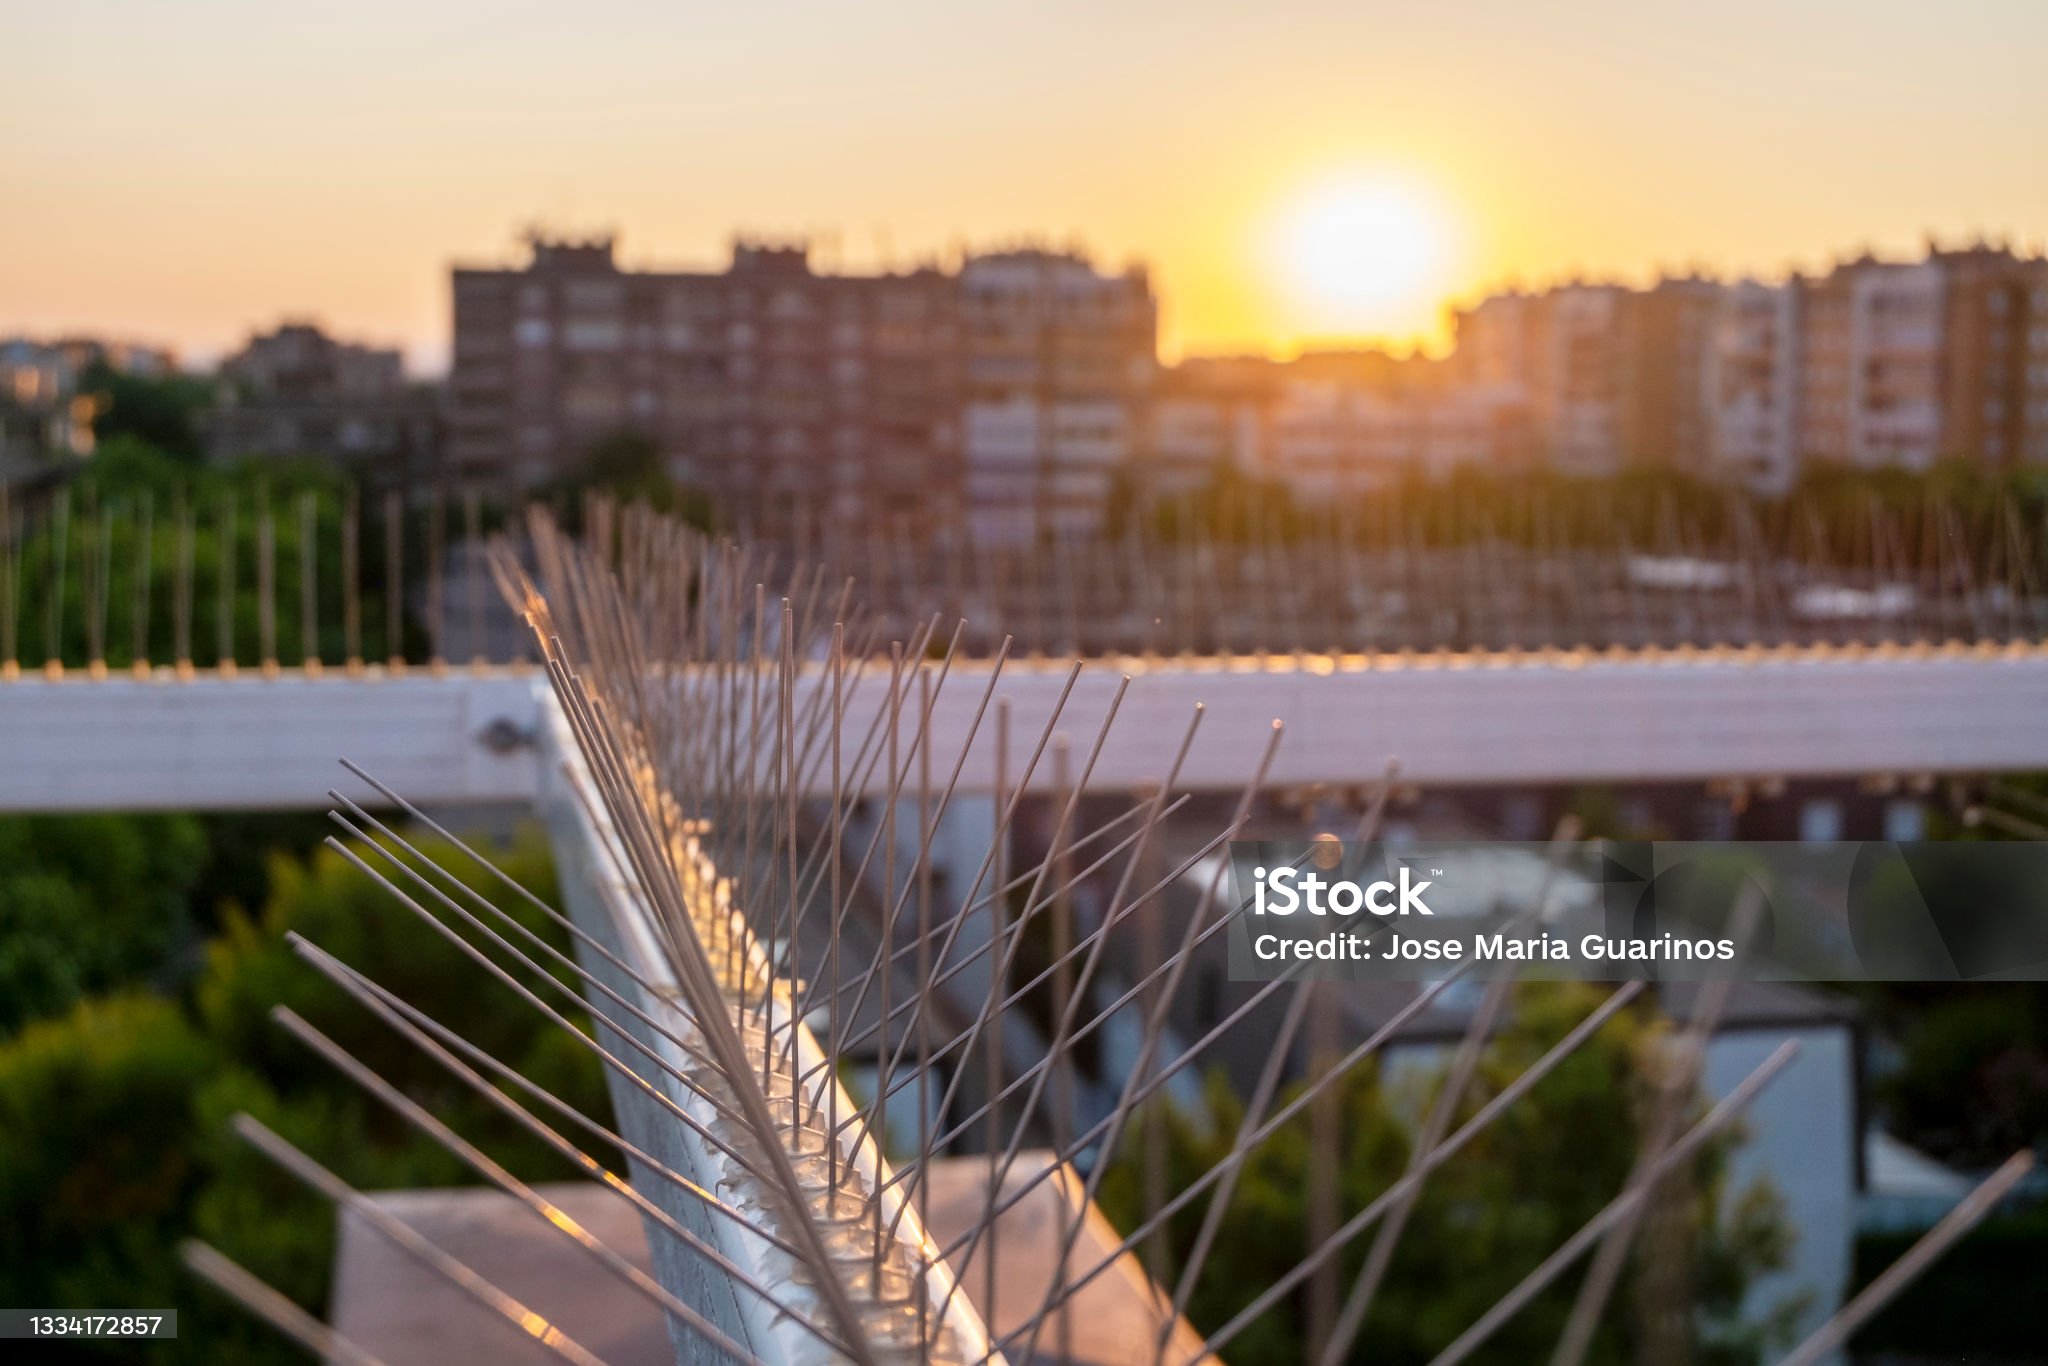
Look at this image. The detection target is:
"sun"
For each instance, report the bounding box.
[1269,175,1454,339]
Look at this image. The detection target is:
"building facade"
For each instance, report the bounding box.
[1616,276,1722,470]
[1709,280,1802,494]
[1541,284,1628,475]
[206,322,433,479]
[446,234,2048,533]
[451,236,1151,544]
[959,250,1156,543]
[1937,245,2048,469]
[1144,360,1274,496]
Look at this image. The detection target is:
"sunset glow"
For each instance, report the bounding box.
[3,2,2046,369]
[1268,176,1457,346]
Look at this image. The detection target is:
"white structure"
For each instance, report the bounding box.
[1699,1001,1857,1359]
[6,645,2048,810]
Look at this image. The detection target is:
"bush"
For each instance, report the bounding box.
[0,814,209,1034]
[0,828,616,1362]
[1880,987,2048,1167]
[1097,984,1796,1365]
[1850,1209,2048,1358]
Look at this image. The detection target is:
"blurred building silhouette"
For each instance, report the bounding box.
[1449,242,2048,491]
[0,336,176,468]
[1616,275,1723,473]
[959,249,1156,541]
[441,233,2048,532]
[1939,243,2048,469]
[1708,281,1803,493]
[206,321,437,482]
[450,234,1154,543]
[1227,239,2048,498]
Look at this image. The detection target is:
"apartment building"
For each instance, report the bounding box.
[1616,276,1721,470]
[1154,352,1527,497]
[1451,283,1638,474]
[1542,284,1628,475]
[1709,280,1801,494]
[1938,245,2048,469]
[1145,359,1275,494]
[445,231,2047,534]
[1452,290,1554,399]
[1423,382,1532,478]
[451,235,963,539]
[1263,381,1389,497]
[1798,256,1946,471]
[206,322,434,478]
[451,236,1151,543]
[959,249,1156,543]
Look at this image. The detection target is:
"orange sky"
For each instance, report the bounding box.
[4,1,2045,372]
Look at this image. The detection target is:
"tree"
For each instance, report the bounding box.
[1867,776,2048,1168]
[0,829,614,1363]
[80,361,211,466]
[1878,988,2048,1167]
[546,428,717,532]
[0,813,209,1034]
[4,440,408,669]
[0,995,224,1360]
[1098,984,1797,1365]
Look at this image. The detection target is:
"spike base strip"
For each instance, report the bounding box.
[536,692,1004,1366]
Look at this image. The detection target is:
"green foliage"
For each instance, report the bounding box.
[1878,986,2048,1166]
[0,813,209,1033]
[4,439,411,668]
[183,812,338,939]
[0,808,333,1041]
[0,996,223,1351]
[1097,984,1796,1365]
[79,361,211,466]
[0,828,614,1363]
[1116,460,2048,578]
[1849,1206,2048,1357]
[547,428,718,533]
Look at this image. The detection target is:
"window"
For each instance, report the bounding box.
[1799,798,1844,843]
[1883,800,1925,842]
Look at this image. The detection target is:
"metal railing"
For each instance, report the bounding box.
[4,481,2046,680]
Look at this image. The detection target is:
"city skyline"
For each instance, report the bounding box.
[5,0,2047,370]
[8,223,2043,377]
